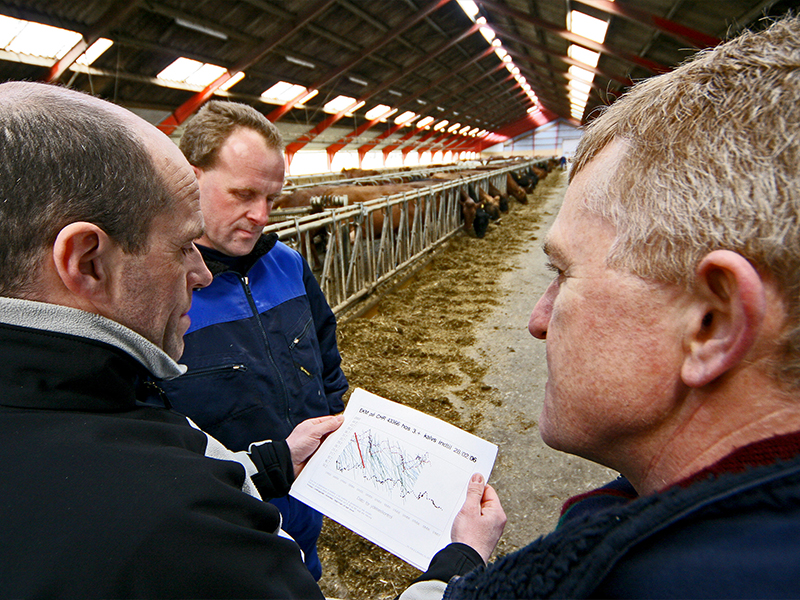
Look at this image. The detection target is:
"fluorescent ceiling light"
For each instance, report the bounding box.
[468,127,480,136]
[76,38,113,66]
[502,55,512,63]
[457,0,480,21]
[219,71,245,91]
[527,106,538,114]
[492,39,502,48]
[568,65,595,84]
[447,123,461,133]
[567,11,609,44]
[569,79,592,95]
[416,99,427,105]
[379,109,398,122]
[346,100,365,115]
[458,125,471,134]
[175,18,227,40]
[568,44,601,68]
[365,104,393,120]
[285,55,316,69]
[261,81,316,105]
[388,89,403,96]
[494,47,508,60]
[394,110,417,125]
[417,116,435,128]
[348,76,368,86]
[433,120,449,131]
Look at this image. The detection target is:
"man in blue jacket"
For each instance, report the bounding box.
[161,100,348,579]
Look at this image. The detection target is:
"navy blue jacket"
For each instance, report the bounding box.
[162,234,348,451]
[443,433,800,599]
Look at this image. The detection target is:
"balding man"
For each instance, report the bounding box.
[0,82,345,598]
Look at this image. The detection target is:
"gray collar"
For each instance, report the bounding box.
[0,297,186,380]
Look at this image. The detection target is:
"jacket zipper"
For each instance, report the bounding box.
[289,318,313,350]
[181,363,248,378]
[241,275,292,427]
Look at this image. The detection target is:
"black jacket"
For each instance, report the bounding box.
[0,307,323,599]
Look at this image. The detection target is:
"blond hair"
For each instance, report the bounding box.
[572,15,800,384]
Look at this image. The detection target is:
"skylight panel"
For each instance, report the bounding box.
[365,104,393,120]
[323,95,357,114]
[394,110,417,125]
[157,58,204,83]
[0,16,26,48]
[457,0,480,21]
[567,11,609,44]
[261,81,316,105]
[568,65,595,84]
[2,17,80,59]
[569,79,592,95]
[568,44,601,68]
[184,63,227,86]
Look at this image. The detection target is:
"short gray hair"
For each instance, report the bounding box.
[0,82,171,297]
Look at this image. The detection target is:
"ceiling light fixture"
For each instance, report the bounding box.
[175,18,227,40]
[285,55,316,69]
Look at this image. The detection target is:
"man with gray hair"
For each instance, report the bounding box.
[0,81,346,598]
[399,13,800,600]
[161,100,348,579]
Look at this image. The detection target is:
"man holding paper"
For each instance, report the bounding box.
[403,14,800,599]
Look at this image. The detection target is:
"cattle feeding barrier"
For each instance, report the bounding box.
[266,161,538,316]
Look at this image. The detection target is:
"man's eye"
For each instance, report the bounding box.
[181,243,196,256]
[545,262,565,277]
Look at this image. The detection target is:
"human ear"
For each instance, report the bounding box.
[52,222,114,300]
[681,250,766,387]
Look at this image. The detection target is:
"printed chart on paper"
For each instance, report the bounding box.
[291,388,497,570]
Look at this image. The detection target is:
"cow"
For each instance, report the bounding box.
[459,189,489,238]
[506,173,528,203]
[486,182,510,212]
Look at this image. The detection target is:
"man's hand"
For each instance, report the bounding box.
[286,414,344,477]
[451,473,506,564]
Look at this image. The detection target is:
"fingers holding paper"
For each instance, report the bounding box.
[451,473,506,564]
[286,414,344,477]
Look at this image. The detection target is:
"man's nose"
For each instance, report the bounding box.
[188,245,212,290]
[528,280,556,339]
[247,199,271,227]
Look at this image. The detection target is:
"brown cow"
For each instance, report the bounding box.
[506,173,528,203]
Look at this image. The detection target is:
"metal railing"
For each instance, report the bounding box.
[265,160,536,315]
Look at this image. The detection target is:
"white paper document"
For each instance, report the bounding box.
[290,388,498,571]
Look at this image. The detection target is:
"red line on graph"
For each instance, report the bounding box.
[354,432,366,468]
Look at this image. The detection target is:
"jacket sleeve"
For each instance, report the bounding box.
[246,439,295,499]
[301,257,348,413]
[397,543,485,600]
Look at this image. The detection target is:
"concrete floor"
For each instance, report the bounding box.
[468,172,617,557]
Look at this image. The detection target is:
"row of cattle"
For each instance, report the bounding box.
[273,160,557,240]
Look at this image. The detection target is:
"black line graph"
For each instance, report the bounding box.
[335,428,442,509]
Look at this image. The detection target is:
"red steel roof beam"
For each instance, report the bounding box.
[45,1,142,83]
[268,0,453,122]
[157,0,338,134]
[326,46,496,157]
[284,22,481,156]
[574,0,721,48]
[477,0,670,74]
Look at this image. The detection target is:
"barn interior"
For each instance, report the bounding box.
[0,0,796,175]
